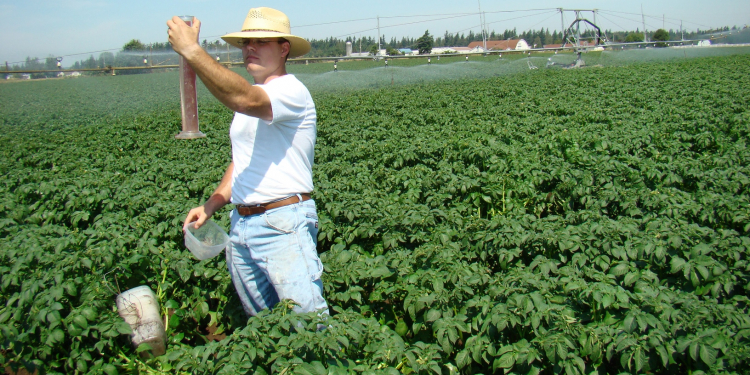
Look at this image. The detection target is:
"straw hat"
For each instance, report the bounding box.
[221,7,311,58]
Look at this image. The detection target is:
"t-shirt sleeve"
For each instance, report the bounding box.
[257,77,308,124]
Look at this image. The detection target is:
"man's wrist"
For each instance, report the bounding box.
[204,193,229,215]
[180,43,204,62]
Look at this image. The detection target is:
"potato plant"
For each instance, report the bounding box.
[1,53,749,374]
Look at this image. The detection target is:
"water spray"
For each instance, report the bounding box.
[175,16,205,139]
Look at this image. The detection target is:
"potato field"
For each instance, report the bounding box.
[1,51,750,374]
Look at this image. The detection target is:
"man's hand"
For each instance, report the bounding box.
[184,204,212,231]
[167,16,202,59]
[183,163,234,232]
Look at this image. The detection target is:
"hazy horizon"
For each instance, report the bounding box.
[1,0,748,65]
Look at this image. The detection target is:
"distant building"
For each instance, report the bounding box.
[698,40,712,46]
[430,47,458,54]
[70,71,82,77]
[398,48,415,55]
[430,46,484,54]
[468,39,530,51]
[349,52,371,58]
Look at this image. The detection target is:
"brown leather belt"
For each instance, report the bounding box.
[236,193,311,216]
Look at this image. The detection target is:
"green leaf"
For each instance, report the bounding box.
[573,356,585,373]
[495,352,515,369]
[670,257,686,273]
[689,342,699,361]
[610,263,628,276]
[526,365,541,375]
[103,364,118,375]
[699,345,717,366]
[425,309,442,322]
[624,272,639,286]
[623,315,636,333]
[656,345,669,367]
[116,321,133,335]
[634,348,646,372]
[49,328,65,343]
[370,265,393,278]
[456,350,470,368]
[395,321,408,337]
[73,315,88,329]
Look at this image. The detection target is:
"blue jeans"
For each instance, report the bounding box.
[227,198,328,316]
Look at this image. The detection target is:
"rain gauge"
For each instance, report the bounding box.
[175,16,206,139]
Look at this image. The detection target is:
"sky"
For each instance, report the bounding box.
[1,0,748,66]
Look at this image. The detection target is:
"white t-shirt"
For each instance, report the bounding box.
[229,74,316,205]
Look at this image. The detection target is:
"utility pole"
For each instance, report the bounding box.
[377,16,381,55]
[681,21,684,41]
[641,5,648,42]
[483,12,488,50]
[478,0,486,51]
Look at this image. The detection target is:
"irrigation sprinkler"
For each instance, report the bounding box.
[559,9,605,68]
[334,59,338,72]
[428,57,431,65]
[56,57,62,69]
[174,16,205,140]
[527,54,538,70]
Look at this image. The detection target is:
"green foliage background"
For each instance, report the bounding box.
[1,52,750,374]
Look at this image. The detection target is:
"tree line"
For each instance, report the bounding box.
[4,25,744,73]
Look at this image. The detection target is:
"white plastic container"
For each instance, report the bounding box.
[116,286,166,358]
[184,220,230,260]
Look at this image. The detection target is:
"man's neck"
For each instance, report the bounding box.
[253,67,288,85]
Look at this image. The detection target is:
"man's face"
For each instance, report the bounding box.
[240,38,290,82]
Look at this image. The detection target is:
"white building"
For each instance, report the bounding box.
[468,39,530,51]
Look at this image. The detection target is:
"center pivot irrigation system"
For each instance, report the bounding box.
[541,8,704,69]
[558,9,604,68]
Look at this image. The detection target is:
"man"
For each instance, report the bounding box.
[168,7,328,316]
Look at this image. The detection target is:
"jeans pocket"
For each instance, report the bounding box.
[307,250,324,281]
[305,211,319,245]
[264,208,296,234]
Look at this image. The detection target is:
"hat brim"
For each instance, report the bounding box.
[221,31,311,58]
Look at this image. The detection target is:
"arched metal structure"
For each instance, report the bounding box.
[558,9,606,68]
